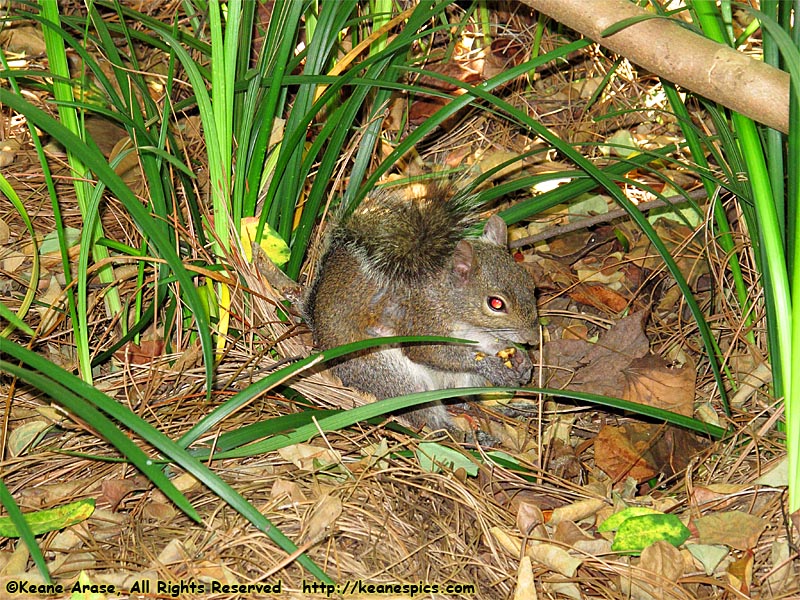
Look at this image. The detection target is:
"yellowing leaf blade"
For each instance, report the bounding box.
[0,498,95,538]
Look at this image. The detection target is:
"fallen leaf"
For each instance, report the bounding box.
[513,556,537,600]
[542,580,581,600]
[516,502,546,538]
[0,26,47,55]
[0,139,20,168]
[300,494,342,545]
[549,497,607,525]
[0,498,95,537]
[35,276,65,333]
[277,443,341,471]
[7,421,52,457]
[270,480,307,506]
[142,501,177,522]
[727,549,754,595]
[765,540,794,594]
[598,506,661,532]
[686,543,729,576]
[692,511,767,550]
[553,520,593,546]
[690,483,749,511]
[527,541,582,577]
[594,425,657,484]
[568,311,650,396]
[482,37,528,78]
[100,478,145,511]
[113,339,165,365]
[611,513,691,554]
[621,541,684,599]
[622,354,695,416]
[416,442,478,475]
[85,116,129,158]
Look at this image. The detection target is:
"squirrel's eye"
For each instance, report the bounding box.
[487,296,506,312]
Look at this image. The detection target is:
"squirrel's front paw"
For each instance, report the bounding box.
[474,347,532,387]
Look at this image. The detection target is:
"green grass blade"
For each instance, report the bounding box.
[0,359,200,522]
[0,340,331,582]
[203,385,726,461]
[0,174,38,337]
[39,0,114,383]
[0,477,50,582]
[178,335,469,447]
[0,88,215,403]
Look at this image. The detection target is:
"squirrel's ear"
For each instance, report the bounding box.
[453,239,475,284]
[481,215,507,247]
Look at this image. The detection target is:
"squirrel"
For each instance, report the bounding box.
[304,182,539,430]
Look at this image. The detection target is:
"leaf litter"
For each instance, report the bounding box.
[0,2,796,598]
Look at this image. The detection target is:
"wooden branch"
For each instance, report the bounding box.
[522,0,789,133]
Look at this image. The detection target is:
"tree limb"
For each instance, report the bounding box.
[522,0,789,133]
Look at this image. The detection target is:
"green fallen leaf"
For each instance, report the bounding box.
[240,217,290,266]
[416,442,478,476]
[40,227,80,254]
[611,513,691,554]
[0,498,95,538]
[598,506,660,532]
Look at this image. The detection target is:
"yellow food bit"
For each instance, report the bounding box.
[475,352,487,361]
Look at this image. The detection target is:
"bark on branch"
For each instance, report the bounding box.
[522,0,789,133]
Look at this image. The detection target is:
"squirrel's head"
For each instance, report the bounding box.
[449,216,539,346]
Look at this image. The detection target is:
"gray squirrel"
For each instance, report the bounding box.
[305,183,539,430]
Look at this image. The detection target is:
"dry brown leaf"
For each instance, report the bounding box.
[526,541,582,577]
[693,511,768,551]
[155,538,193,565]
[7,421,51,457]
[542,580,581,600]
[621,541,684,600]
[0,139,20,168]
[142,501,177,521]
[84,116,129,158]
[690,483,749,510]
[568,311,650,396]
[568,283,629,312]
[727,549,754,595]
[300,493,342,545]
[513,556,537,600]
[548,497,607,525]
[170,472,201,493]
[0,26,47,55]
[622,354,695,416]
[491,526,523,557]
[277,443,341,471]
[648,427,707,478]
[35,276,65,332]
[0,544,30,577]
[765,540,794,594]
[516,502,546,538]
[100,478,143,510]
[482,38,528,79]
[1,250,26,272]
[553,520,593,546]
[594,424,658,484]
[271,479,307,506]
[113,339,166,365]
[19,479,95,507]
[194,560,237,584]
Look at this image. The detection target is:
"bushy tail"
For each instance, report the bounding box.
[337,182,476,283]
